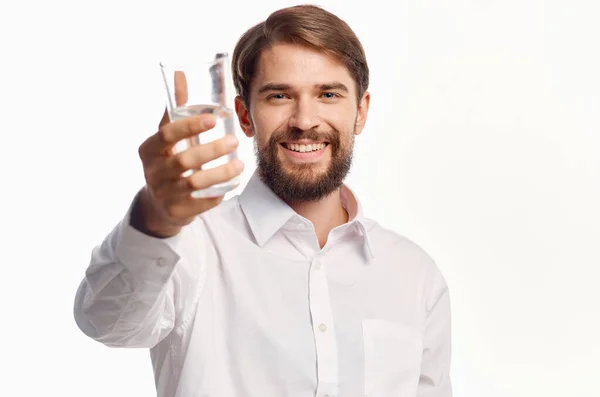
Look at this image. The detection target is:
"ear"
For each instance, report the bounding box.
[235,96,255,138]
[353,91,371,136]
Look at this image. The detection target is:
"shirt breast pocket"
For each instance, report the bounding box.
[362,318,423,397]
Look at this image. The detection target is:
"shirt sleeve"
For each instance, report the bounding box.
[417,268,453,397]
[73,191,204,349]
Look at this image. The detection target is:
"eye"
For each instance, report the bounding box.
[321,92,340,99]
[268,93,289,100]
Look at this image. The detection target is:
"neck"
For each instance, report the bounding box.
[287,188,349,249]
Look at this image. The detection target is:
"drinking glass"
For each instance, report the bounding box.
[160,53,239,198]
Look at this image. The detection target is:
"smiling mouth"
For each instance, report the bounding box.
[281,142,329,153]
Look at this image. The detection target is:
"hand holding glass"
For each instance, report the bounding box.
[160,53,240,198]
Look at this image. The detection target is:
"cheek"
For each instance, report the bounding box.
[254,105,288,127]
[328,106,357,130]
[252,112,281,141]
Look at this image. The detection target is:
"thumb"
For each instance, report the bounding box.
[158,70,188,129]
[158,107,170,129]
[174,71,188,106]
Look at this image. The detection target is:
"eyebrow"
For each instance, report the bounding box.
[257,83,291,94]
[318,82,349,92]
[256,81,350,94]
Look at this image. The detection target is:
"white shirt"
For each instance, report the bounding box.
[74,172,452,397]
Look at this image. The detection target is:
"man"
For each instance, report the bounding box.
[73,4,452,397]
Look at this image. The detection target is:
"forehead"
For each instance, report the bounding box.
[252,43,356,93]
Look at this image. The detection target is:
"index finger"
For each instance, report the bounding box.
[140,114,217,158]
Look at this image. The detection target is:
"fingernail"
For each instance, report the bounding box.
[225,135,239,147]
[234,159,244,171]
[201,115,215,128]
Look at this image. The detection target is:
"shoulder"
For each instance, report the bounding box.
[364,219,434,266]
[363,217,449,291]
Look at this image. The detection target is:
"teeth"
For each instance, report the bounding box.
[285,143,326,152]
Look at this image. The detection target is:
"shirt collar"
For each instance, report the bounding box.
[238,171,375,259]
[238,171,297,247]
[340,182,375,259]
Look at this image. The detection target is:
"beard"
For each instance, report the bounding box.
[254,126,355,204]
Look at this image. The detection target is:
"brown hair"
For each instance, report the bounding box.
[232,4,369,107]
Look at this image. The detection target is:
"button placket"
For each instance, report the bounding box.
[308,254,338,397]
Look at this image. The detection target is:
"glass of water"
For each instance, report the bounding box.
[160,53,239,198]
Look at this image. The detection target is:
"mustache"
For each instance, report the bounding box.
[269,128,338,143]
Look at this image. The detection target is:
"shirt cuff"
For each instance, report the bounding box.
[114,192,184,282]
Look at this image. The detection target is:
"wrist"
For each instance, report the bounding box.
[130,187,182,239]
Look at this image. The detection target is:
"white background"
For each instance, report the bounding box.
[1,0,599,396]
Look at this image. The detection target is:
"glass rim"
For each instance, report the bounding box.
[159,52,230,69]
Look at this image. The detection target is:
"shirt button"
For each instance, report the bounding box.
[315,261,321,270]
[157,258,167,267]
[319,323,327,332]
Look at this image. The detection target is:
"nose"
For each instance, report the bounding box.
[288,97,320,131]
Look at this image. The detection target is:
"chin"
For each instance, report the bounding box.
[281,161,328,178]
